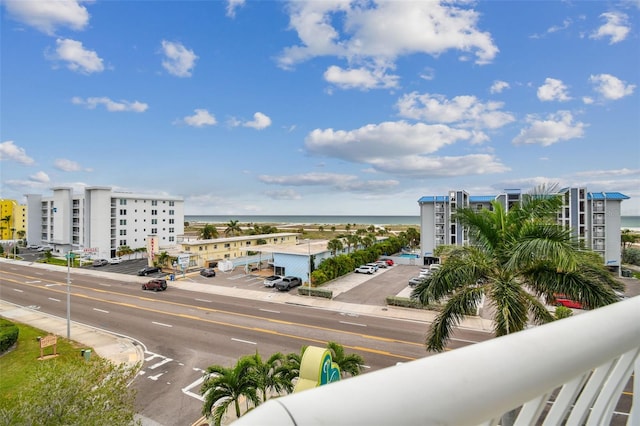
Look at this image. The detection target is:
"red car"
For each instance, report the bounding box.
[553,294,583,309]
[380,258,394,266]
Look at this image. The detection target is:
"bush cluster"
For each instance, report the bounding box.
[0,318,19,353]
[622,247,640,266]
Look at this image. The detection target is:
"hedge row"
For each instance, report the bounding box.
[296,286,333,299]
[0,318,19,353]
[385,296,443,311]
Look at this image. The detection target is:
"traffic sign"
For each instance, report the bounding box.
[65,253,76,260]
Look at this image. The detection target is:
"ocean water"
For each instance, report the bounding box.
[186,215,640,229]
[185,215,420,225]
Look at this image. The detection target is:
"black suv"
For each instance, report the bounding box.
[275,276,302,291]
[200,268,216,277]
[142,279,167,291]
[138,266,161,276]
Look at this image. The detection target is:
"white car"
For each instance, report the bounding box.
[355,265,376,274]
[110,257,123,264]
[263,275,283,287]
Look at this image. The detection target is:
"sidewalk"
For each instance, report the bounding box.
[0,258,494,368]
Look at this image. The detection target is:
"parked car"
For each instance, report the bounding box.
[142,279,167,291]
[137,266,161,276]
[553,294,584,309]
[380,259,394,266]
[92,259,109,267]
[366,263,379,271]
[419,268,431,277]
[408,277,424,287]
[354,265,375,274]
[429,264,441,271]
[27,244,40,249]
[200,268,216,277]
[109,257,123,264]
[374,261,388,268]
[263,275,283,287]
[275,276,302,291]
[37,246,52,252]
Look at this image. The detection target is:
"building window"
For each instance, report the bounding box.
[169,236,174,242]
[119,229,127,236]
[120,219,127,225]
[119,239,127,246]
[152,219,157,224]
[152,200,158,206]
[120,209,127,215]
[214,245,217,249]
[169,227,174,233]
[169,218,174,224]
[224,243,230,248]
[199,246,203,251]
[169,210,174,215]
[185,247,190,251]
[151,228,157,234]
[119,199,127,205]
[151,210,157,215]
[246,241,251,246]
[169,201,175,206]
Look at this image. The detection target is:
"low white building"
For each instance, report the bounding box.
[25,186,184,259]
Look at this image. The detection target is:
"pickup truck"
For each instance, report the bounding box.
[275,276,302,291]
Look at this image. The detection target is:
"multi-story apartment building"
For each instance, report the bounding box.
[0,199,26,241]
[418,187,629,272]
[25,187,184,259]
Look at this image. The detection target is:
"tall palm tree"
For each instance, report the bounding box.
[412,185,622,352]
[248,351,290,401]
[327,238,344,256]
[201,356,260,426]
[224,220,242,237]
[326,341,365,378]
[200,224,219,240]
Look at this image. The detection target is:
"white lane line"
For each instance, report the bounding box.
[26,280,41,283]
[259,308,280,314]
[93,308,109,314]
[148,372,165,381]
[152,321,173,328]
[13,288,24,293]
[195,298,212,303]
[232,338,256,345]
[45,283,60,287]
[48,297,61,302]
[148,358,173,370]
[339,321,367,327]
[182,376,205,401]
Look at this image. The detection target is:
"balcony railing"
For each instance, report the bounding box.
[234,296,639,426]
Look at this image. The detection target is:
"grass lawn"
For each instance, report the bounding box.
[0,321,87,409]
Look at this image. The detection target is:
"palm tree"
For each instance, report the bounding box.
[248,351,290,401]
[224,220,242,237]
[201,356,260,425]
[412,185,622,353]
[200,224,219,240]
[345,234,361,253]
[156,251,170,268]
[326,341,365,378]
[327,238,344,256]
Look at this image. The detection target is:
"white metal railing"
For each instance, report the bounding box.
[233,296,639,426]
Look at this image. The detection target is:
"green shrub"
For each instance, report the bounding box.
[0,319,19,353]
[622,247,640,266]
[554,306,573,319]
[297,286,333,299]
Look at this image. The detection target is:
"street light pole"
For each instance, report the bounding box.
[66,252,71,339]
[307,239,311,297]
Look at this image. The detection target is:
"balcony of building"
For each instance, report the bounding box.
[234,296,639,426]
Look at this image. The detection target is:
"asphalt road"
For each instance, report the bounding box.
[2,254,636,426]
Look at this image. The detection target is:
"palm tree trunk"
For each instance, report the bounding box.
[235,399,241,418]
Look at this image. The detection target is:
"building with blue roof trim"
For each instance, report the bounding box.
[418,187,630,273]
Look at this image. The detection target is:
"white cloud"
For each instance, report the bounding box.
[161,40,198,77]
[29,171,50,183]
[278,1,498,86]
[590,12,630,44]
[54,158,91,172]
[305,121,471,163]
[323,65,399,90]
[513,111,586,146]
[582,96,594,105]
[537,78,571,102]
[3,0,90,35]
[396,92,515,129]
[0,141,35,165]
[589,73,636,100]
[48,38,104,74]
[530,18,573,39]
[244,112,272,130]
[264,189,302,200]
[71,96,148,112]
[226,0,245,18]
[259,172,399,192]
[369,154,509,177]
[490,80,510,94]
[182,109,217,127]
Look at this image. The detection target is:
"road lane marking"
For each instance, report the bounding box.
[152,321,173,328]
[259,308,281,314]
[195,298,212,303]
[182,376,205,401]
[232,338,256,345]
[339,321,367,327]
[25,280,41,283]
[148,358,173,370]
[13,289,24,292]
[48,297,61,302]
[93,308,109,314]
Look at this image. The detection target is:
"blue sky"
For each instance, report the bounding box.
[1,0,639,216]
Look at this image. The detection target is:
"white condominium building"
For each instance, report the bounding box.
[418,187,629,273]
[25,186,184,259]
